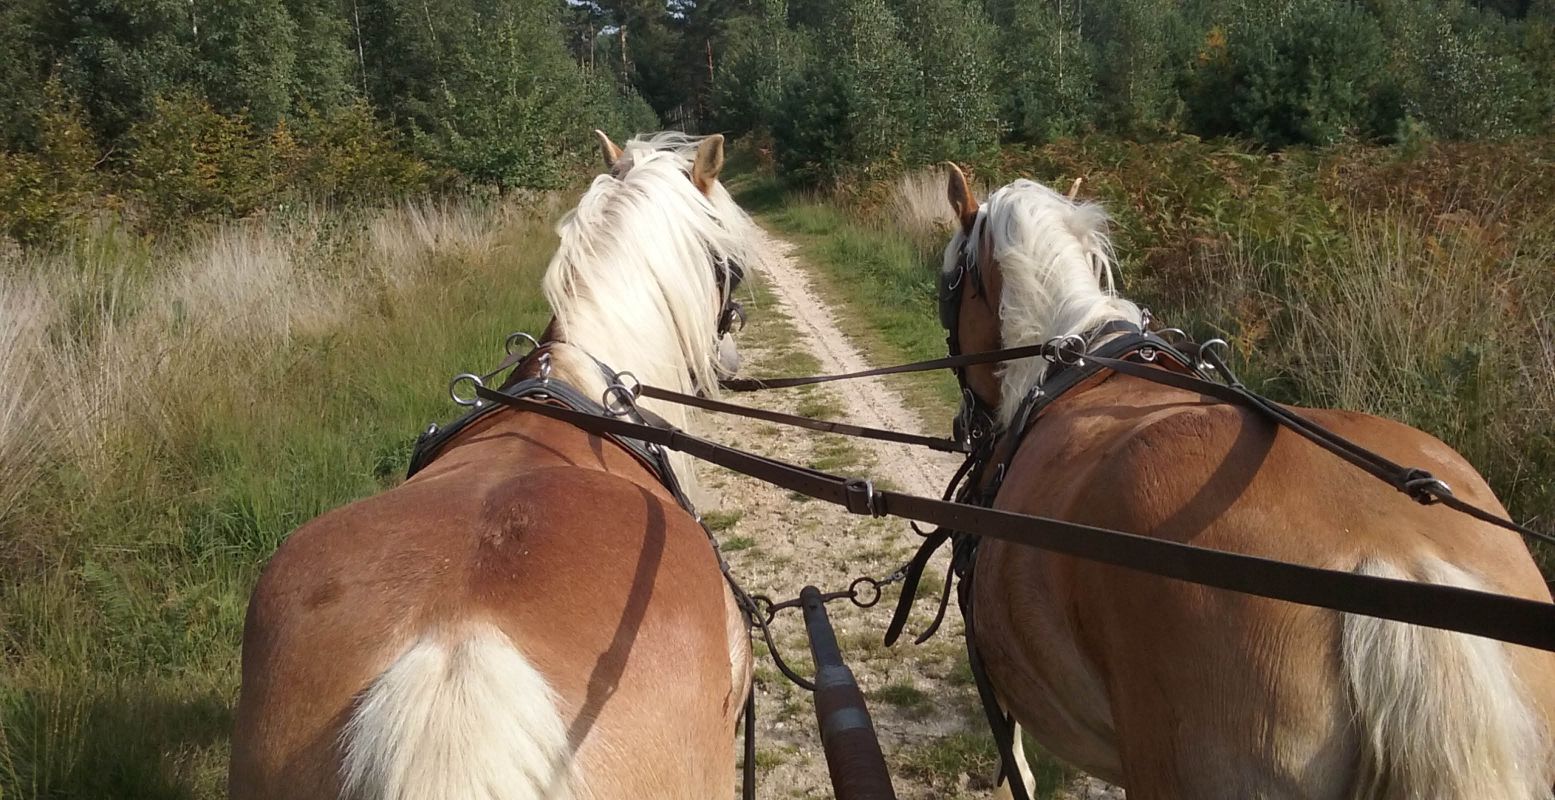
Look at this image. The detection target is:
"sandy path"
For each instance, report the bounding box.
[746,232,959,498]
[695,226,1120,799]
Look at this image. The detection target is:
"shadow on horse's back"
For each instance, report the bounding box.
[941,167,1555,800]
[230,132,760,800]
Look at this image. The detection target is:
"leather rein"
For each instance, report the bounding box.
[407,301,1555,799]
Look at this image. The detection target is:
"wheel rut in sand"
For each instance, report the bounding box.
[693,225,1120,799]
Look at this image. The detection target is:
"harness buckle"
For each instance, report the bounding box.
[1197,338,1231,371]
[843,478,881,516]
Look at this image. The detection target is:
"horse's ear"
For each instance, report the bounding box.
[946,162,979,234]
[594,129,623,169]
[692,134,725,194]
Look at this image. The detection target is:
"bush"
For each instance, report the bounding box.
[894,0,1001,162]
[1399,9,1534,139]
[0,81,104,244]
[711,4,810,137]
[124,92,269,221]
[1189,1,1395,146]
[284,103,432,205]
[772,63,853,184]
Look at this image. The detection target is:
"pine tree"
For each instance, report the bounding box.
[892,0,1000,161]
[991,0,1095,141]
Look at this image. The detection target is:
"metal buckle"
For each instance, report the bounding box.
[1197,338,1230,371]
[946,262,965,292]
[843,478,880,516]
[719,301,747,335]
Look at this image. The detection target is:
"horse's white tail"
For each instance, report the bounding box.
[341,625,573,800]
[1343,558,1552,800]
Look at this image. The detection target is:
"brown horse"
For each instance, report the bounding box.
[229,132,760,799]
[940,165,1555,799]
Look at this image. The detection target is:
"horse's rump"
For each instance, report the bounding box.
[978,374,1555,797]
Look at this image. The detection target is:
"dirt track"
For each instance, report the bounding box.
[699,227,1121,799]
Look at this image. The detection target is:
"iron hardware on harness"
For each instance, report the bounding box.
[422,322,1555,799]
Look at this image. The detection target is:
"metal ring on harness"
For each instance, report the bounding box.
[602,371,642,417]
[1197,338,1231,370]
[843,478,880,516]
[449,373,485,407]
[848,576,883,608]
[945,262,965,292]
[718,301,747,335]
[505,331,540,356]
[1048,334,1087,366]
[1403,471,1453,505]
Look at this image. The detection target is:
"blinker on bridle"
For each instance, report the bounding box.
[941,214,996,447]
[715,254,747,338]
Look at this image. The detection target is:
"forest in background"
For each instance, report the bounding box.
[2,0,1553,244]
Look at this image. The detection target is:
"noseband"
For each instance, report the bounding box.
[940,217,998,448]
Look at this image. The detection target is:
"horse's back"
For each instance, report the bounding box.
[977,374,1555,798]
[232,454,745,799]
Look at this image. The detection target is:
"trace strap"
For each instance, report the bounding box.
[471,384,1555,653]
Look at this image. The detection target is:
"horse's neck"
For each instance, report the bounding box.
[996,256,1140,430]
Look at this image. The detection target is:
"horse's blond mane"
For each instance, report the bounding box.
[543,132,761,452]
[943,179,1142,429]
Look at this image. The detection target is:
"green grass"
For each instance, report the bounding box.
[897,731,999,794]
[806,436,870,474]
[869,682,933,717]
[0,201,557,798]
[722,535,758,553]
[702,509,745,533]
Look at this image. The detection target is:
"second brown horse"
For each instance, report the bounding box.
[942,165,1555,800]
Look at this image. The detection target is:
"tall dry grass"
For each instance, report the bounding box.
[888,168,958,245]
[1235,205,1555,523]
[1,202,505,508]
[0,196,560,798]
